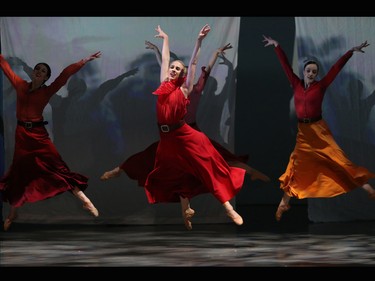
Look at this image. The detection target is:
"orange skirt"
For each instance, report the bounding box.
[279,119,375,199]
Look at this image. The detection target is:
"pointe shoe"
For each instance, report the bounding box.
[182,208,195,231]
[275,204,290,222]
[3,214,18,231]
[368,192,375,200]
[100,167,121,181]
[83,202,99,217]
[250,168,271,182]
[226,209,243,225]
[4,219,13,231]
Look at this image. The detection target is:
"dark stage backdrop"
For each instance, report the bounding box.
[236,17,297,205]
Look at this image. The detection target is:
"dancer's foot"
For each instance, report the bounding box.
[182,208,195,230]
[83,202,99,217]
[4,214,18,231]
[250,168,271,182]
[275,204,290,221]
[100,167,121,181]
[226,209,243,225]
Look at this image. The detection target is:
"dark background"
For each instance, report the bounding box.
[236,17,298,205]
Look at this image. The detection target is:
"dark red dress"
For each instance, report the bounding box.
[0,55,88,207]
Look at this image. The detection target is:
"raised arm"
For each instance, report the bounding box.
[46,51,102,96]
[320,41,370,88]
[262,35,279,48]
[182,24,211,97]
[81,51,102,64]
[154,25,170,83]
[206,43,232,74]
[350,40,370,53]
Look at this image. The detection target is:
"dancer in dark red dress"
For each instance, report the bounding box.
[0,51,101,231]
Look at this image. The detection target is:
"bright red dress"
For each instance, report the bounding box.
[0,55,88,207]
[142,77,246,204]
[121,68,251,187]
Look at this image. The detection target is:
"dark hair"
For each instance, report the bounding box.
[34,62,51,79]
[303,60,319,73]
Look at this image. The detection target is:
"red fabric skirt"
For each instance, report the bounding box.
[0,125,88,207]
[280,119,375,199]
[141,124,245,204]
[121,124,251,189]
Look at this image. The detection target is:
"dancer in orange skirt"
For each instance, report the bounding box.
[263,35,375,221]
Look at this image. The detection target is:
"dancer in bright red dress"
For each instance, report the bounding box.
[101,41,270,187]
[103,25,246,230]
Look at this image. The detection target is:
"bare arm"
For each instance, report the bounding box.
[206,43,232,74]
[155,25,170,83]
[182,24,211,97]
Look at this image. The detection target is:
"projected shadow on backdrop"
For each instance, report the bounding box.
[199,54,236,149]
[51,64,139,175]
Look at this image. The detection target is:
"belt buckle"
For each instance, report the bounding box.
[25,122,32,129]
[160,125,170,133]
[302,118,310,123]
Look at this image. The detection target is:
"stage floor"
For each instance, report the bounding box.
[1,205,375,267]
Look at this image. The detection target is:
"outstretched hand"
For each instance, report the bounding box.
[351,40,370,53]
[155,25,168,39]
[198,24,211,40]
[83,51,102,63]
[262,35,278,47]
